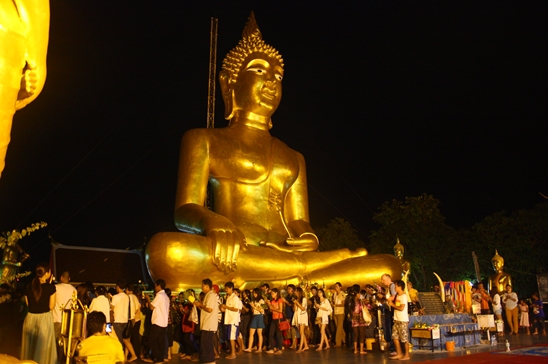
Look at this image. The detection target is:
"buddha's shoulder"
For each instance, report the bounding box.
[272,137,305,161]
[181,127,240,142]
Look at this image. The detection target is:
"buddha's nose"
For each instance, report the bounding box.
[264,79,276,90]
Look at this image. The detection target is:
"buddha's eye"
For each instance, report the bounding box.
[247,67,266,75]
[275,74,283,81]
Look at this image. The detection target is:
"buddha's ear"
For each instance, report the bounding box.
[219,70,235,120]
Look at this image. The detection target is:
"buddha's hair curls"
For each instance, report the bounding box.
[222,12,284,85]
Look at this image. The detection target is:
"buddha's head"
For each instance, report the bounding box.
[393,237,404,259]
[219,12,284,126]
[491,249,504,273]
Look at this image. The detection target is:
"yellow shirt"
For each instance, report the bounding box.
[408,288,419,302]
[78,334,125,363]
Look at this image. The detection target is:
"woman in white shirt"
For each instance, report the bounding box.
[314,288,332,351]
[89,286,111,324]
[294,287,309,353]
[490,287,502,320]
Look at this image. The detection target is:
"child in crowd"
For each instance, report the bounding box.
[519,299,530,334]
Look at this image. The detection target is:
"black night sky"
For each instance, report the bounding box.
[1,1,546,265]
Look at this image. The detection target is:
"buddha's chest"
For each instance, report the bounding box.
[209,137,299,186]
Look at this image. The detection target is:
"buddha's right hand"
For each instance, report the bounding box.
[206,219,247,274]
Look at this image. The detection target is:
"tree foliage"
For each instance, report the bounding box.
[369,194,457,290]
[315,217,365,252]
[367,193,548,297]
[317,193,547,298]
[470,202,548,297]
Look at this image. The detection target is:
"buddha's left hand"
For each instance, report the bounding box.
[16,62,38,108]
[260,234,318,253]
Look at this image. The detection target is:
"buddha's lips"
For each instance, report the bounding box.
[261,87,276,100]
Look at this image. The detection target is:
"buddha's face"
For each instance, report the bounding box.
[492,258,503,272]
[232,52,284,118]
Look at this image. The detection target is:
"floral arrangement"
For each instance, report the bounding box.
[0,221,47,249]
[0,292,11,305]
[412,322,440,330]
[0,270,31,284]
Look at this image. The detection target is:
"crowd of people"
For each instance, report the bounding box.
[472,283,546,335]
[1,262,547,364]
[1,263,418,363]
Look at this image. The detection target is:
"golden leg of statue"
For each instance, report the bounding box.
[146,232,402,290]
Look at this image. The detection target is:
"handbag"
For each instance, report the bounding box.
[278,301,291,331]
[279,318,290,331]
[189,305,199,324]
[361,305,372,325]
[123,297,133,338]
[278,300,290,331]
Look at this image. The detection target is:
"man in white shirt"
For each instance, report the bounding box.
[144,279,170,364]
[194,278,218,364]
[110,280,129,346]
[220,282,242,360]
[54,271,76,361]
[387,280,410,361]
[126,284,142,357]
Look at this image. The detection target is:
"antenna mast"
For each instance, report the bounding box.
[207,17,218,128]
[205,17,218,211]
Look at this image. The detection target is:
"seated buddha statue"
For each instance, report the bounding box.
[0,0,49,177]
[146,12,402,289]
[488,249,512,294]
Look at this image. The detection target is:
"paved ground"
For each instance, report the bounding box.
[3,326,546,363]
[169,332,548,364]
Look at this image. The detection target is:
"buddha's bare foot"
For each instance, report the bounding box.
[352,247,368,257]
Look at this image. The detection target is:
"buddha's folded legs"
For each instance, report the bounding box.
[146,232,402,290]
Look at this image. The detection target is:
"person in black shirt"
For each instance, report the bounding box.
[21,262,57,364]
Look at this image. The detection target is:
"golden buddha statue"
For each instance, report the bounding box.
[488,249,512,293]
[0,0,50,177]
[146,12,402,290]
[393,237,411,273]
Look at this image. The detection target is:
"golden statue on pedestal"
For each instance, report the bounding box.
[0,0,50,177]
[488,249,512,293]
[393,237,411,273]
[145,12,402,289]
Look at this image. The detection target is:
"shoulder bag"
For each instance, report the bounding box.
[122,296,133,338]
[278,301,290,331]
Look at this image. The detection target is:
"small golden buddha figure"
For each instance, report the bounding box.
[0,242,29,287]
[393,238,411,273]
[146,12,402,289]
[488,249,512,294]
[0,0,49,177]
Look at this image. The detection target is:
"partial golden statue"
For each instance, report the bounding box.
[0,0,50,177]
[145,12,401,289]
[488,249,512,294]
[393,237,411,273]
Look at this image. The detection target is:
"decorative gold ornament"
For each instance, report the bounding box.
[145,12,402,290]
[1,221,46,285]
